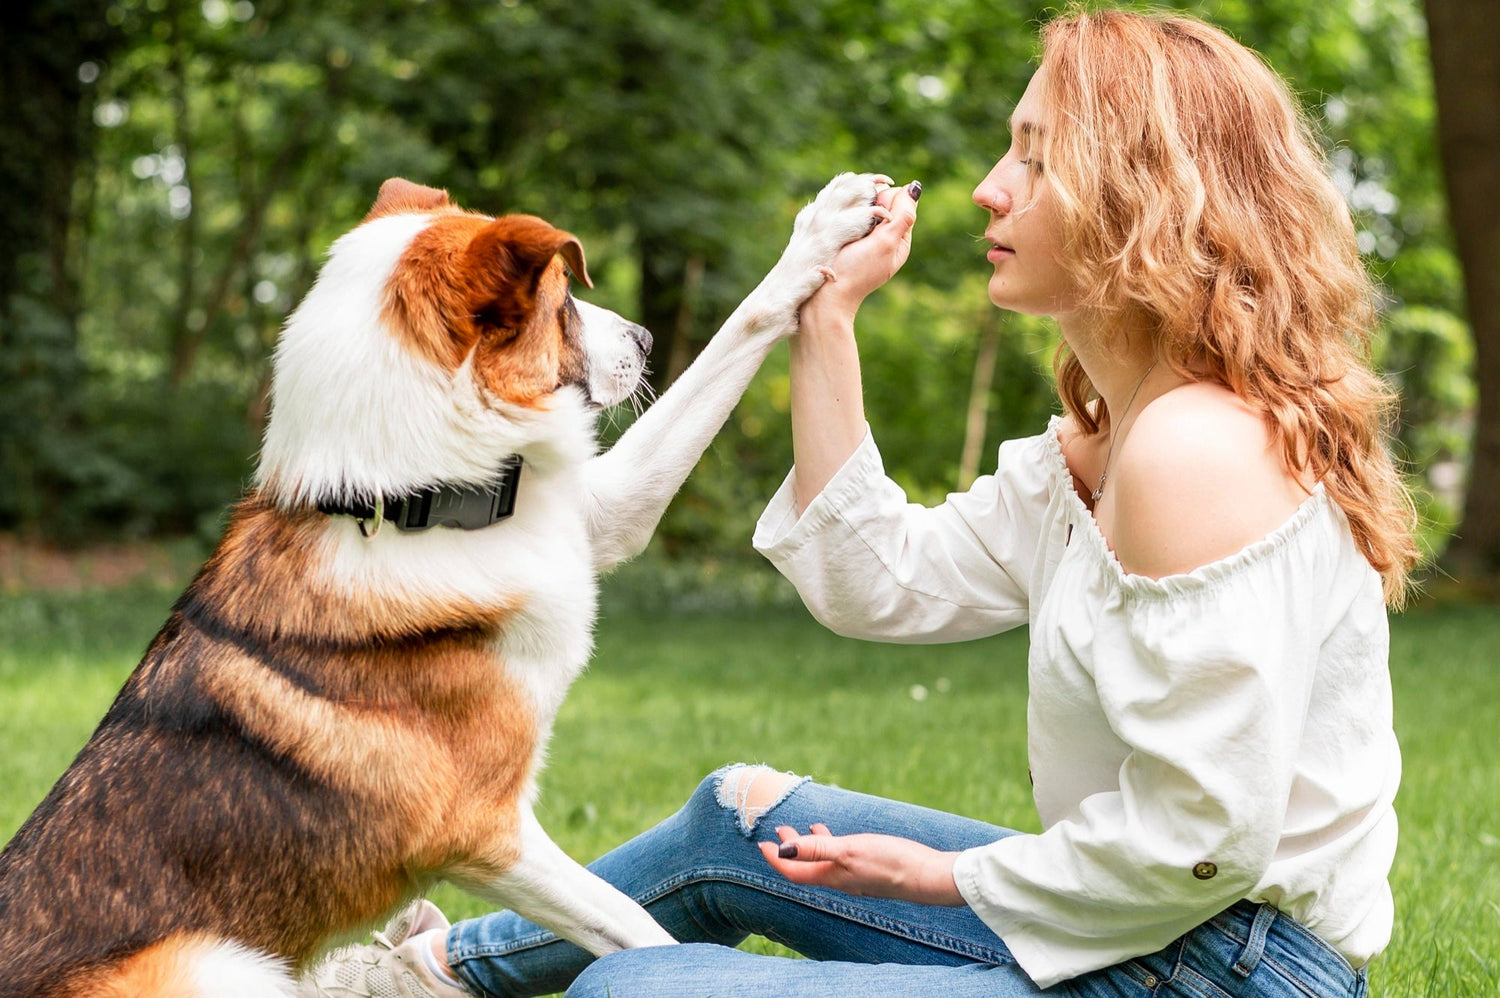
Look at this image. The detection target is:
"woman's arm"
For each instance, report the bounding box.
[789,182,919,512]
[757,180,1048,644]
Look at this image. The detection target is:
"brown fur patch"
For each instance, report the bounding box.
[380,211,591,408]
[363,177,456,223]
[184,494,518,645]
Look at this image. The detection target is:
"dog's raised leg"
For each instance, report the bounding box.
[453,805,676,955]
[582,172,889,569]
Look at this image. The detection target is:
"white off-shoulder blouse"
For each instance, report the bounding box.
[752,418,1399,989]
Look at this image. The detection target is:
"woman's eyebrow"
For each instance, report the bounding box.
[1008,116,1043,138]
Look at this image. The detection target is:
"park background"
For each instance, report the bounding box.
[1,0,1496,994]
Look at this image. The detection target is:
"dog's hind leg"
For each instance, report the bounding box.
[450,804,676,956]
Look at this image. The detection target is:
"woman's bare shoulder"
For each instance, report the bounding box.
[1109,383,1312,579]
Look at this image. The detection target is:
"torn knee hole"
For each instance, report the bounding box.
[714,764,806,835]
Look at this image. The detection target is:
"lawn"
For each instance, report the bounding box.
[0,566,1496,996]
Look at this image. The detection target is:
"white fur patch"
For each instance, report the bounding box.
[186,940,296,998]
[574,299,648,407]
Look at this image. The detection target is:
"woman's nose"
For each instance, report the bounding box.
[972,173,1010,215]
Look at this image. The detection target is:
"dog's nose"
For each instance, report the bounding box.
[630,324,653,356]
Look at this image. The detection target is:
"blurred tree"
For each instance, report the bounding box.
[0,0,1479,570]
[1424,0,1500,589]
[0,0,119,532]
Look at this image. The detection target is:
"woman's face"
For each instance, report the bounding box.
[972,67,1082,318]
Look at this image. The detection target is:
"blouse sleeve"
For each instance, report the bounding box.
[751,425,1054,643]
[950,507,1353,987]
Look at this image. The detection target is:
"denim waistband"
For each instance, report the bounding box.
[1204,900,1365,996]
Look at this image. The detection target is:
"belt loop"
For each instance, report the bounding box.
[1232,903,1278,977]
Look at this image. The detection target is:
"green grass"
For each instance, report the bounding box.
[1,575,1496,996]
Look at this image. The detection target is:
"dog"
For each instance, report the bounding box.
[0,173,882,997]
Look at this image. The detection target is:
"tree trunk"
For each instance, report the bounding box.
[0,0,118,530]
[1424,0,1500,589]
[960,312,1002,487]
[170,96,316,387]
[663,254,706,387]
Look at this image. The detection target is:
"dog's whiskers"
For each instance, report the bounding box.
[629,376,658,418]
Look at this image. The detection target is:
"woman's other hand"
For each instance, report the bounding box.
[759,822,965,906]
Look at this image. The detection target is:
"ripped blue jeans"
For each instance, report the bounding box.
[445,766,1369,998]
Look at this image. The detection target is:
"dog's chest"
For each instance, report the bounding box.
[464,490,599,728]
[494,548,598,728]
[326,487,598,728]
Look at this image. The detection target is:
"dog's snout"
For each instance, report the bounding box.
[630,324,653,356]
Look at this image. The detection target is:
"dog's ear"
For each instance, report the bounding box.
[364,178,453,223]
[464,214,593,332]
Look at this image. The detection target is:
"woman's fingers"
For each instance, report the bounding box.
[759,832,840,886]
[768,823,840,862]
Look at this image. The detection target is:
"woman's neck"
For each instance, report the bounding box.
[1058,307,1174,424]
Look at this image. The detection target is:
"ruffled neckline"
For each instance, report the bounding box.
[1041,415,1335,601]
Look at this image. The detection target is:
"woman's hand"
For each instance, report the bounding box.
[758,823,966,906]
[800,180,920,326]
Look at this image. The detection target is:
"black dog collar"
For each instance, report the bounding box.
[318,457,522,536]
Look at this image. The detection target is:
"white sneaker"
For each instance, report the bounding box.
[299,899,470,998]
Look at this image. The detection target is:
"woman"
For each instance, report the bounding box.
[307,8,1416,997]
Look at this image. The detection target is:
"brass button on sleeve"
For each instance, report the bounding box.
[1192,861,1218,880]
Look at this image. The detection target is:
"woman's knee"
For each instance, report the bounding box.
[698,763,810,837]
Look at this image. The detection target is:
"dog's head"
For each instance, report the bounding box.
[256,178,651,510]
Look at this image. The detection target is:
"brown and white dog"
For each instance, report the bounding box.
[0,173,882,997]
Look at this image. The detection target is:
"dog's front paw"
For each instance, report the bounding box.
[787,172,887,267]
[737,173,886,337]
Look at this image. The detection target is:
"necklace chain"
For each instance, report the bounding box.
[1091,359,1158,504]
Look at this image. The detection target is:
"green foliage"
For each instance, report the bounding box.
[0,0,1475,556]
[0,284,87,528]
[1380,305,1475,462]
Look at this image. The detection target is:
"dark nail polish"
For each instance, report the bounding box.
[907,181,923,202]
[778,842,799,859]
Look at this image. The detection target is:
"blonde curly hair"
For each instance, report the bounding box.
[1037,6,1420,605]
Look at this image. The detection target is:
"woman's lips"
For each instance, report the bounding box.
[987,244,1015,262]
